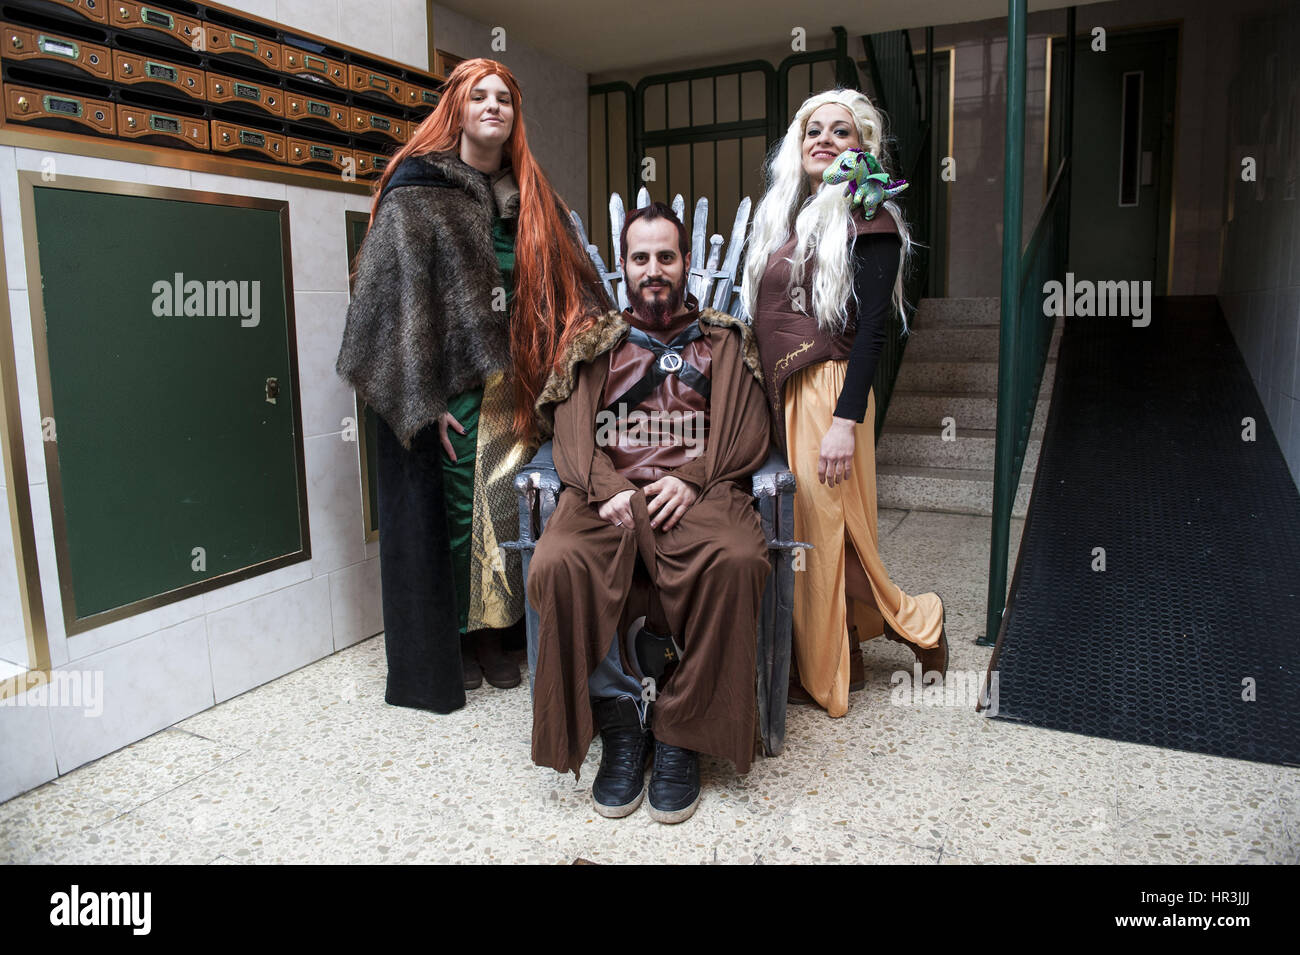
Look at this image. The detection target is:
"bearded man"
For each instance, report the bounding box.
[528,202,771,823]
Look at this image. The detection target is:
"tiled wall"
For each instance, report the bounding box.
[0,0,588,803]
[1219,1,1300,488]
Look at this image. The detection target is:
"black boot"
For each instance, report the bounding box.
[475,627,521,689]
[647,740,701,824]
[460,633,482,690]
[591,696,651,818]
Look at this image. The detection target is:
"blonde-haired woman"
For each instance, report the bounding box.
[745,88,947,717]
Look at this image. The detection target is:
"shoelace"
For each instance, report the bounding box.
[653,743,696,785]
[601,730,649,777]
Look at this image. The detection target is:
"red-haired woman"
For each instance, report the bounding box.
[338,59,608,712]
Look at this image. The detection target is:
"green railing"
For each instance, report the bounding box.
[862,28,935,438]
[982,4,1075,646]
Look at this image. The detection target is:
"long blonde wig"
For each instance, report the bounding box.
[742,88,912,334]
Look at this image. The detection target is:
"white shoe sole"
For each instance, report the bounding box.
[647,791,701,824]
[593,787,645,819]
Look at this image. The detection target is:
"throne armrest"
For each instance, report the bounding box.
[504,441,562,550]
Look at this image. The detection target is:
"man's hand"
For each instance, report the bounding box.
[644,476,697,531]
[597,489,637,529]
[818,416,856,487]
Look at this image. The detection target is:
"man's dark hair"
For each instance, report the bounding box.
[619,201,690,263]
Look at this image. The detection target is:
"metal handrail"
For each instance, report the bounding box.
[982,4,1076,647]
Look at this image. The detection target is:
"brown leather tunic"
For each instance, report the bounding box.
[600,304,712,485]
[750,207,899,453]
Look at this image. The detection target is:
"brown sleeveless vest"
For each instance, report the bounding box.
[750,207,899,454]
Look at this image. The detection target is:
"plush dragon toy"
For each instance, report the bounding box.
[822,147,909,219]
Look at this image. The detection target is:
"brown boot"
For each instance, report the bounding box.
[475,628,521,689]
[460,633,482,690]
[848,625,866,692]
[882,601,949,677]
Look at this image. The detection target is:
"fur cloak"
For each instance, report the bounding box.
[336,149,606,712]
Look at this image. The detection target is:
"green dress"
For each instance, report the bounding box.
[443,213,520,634]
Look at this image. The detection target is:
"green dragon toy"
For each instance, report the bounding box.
[822,147,909,219]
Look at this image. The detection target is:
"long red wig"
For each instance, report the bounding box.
[369,58,599,441]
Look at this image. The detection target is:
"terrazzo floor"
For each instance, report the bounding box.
[3,509,1297,864]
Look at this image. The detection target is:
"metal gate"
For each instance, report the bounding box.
[586,27,861,269]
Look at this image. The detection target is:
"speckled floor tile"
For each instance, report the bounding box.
[1113,743,1282,827]
[49,727,246,815]
[963,720,1121,804]
[0,783,121,863]
[762,822,941,864]
[944,787,1118,864]
[1114,808,1292,865]
[795,759,962,849]
[28,811,215,865]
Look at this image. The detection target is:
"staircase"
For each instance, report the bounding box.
[876,298,1059,518]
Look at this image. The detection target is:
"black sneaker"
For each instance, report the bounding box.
[647,741,701,824]
[591,697,651,818]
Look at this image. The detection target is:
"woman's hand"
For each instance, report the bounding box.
[439,412,467,463]
[818,416,856,487]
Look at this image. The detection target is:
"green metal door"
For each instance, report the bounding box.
[29,182,308,632]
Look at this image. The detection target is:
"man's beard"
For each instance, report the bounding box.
[630,278,685,329]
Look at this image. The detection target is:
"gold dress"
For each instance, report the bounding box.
[782,361,944,717]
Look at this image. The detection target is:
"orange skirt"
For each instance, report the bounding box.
[783,360,944,716]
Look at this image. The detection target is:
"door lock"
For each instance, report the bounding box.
[266,377,279,404]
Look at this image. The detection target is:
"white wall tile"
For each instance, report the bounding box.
[295,291,354,438]
[329,556,382,650]
[287,185,351,294]
[26,480,67,670]
[200,559,313,615]
[207,574,332,702]
[189,172,288,201]
[0,148,27,291]
[14,149,146,186]
[0,692,56,802]
[6,290,45,488]
[275,0,339,43]
[303,433,366,574]
[225,0,278,20]
[48,616,213,775]
[64,591,208,664]
[340,0,394,60]
[392,0,430,70]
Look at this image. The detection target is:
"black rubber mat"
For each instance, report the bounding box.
[988,299,1300,766]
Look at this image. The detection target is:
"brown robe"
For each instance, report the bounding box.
[529,307,772,776]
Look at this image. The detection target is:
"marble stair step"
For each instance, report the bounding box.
[902,324,1061,361]
[884,390,1050,433]
[876,464,1033,519]
[877,425,1042,472]
[913,297,1000,327]
[894,358,1059,393]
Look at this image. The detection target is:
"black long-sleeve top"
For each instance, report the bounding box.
[832,232,903,422]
